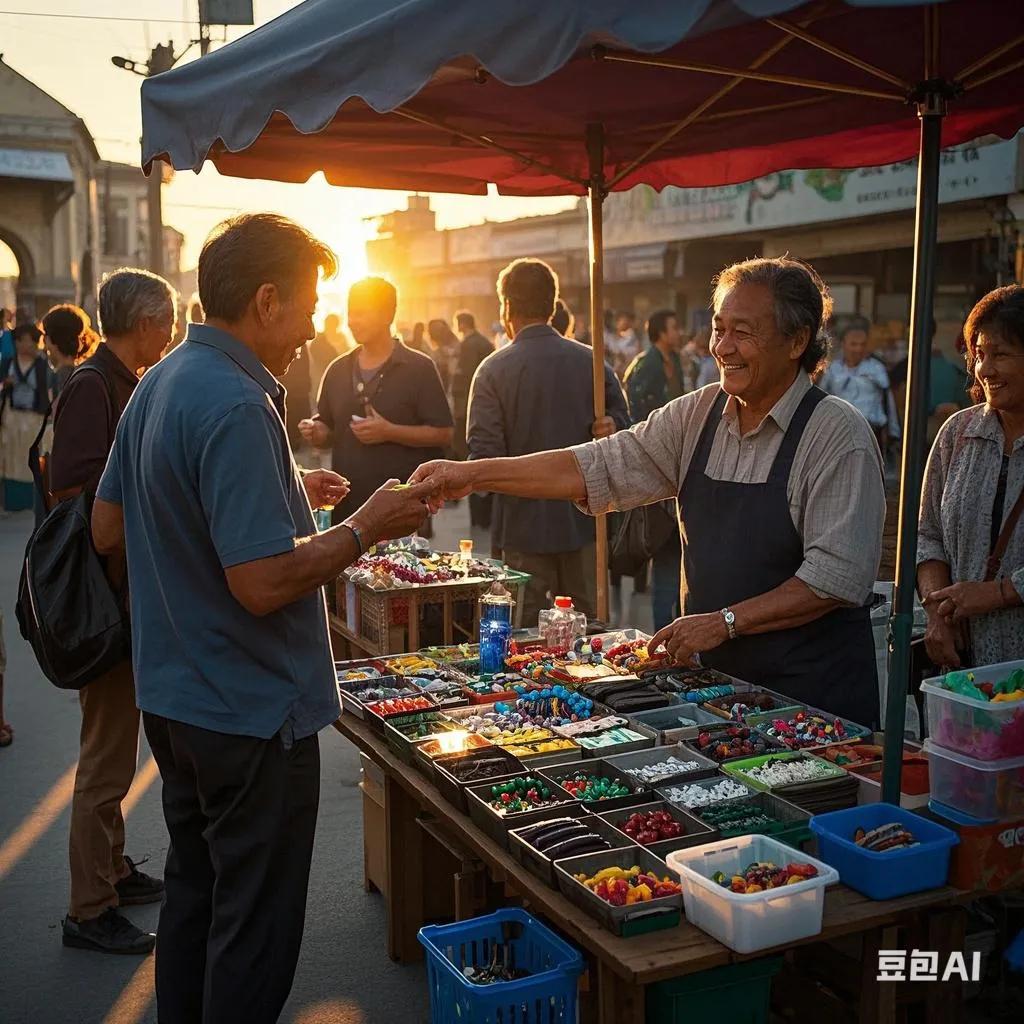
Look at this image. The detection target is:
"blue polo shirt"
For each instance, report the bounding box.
[97,324,339,740]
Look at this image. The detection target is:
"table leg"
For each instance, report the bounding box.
[443,591,453,644]
[925,906,966,1023]
[860,925,899,1024]
[384,775,425,963]
[597,961,644,1024]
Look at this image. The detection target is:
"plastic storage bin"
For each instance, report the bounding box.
[418,908,583,1024]
[666,834,838,954]
[646,957,783,1024]
[808,803,957,899]
[922,665,1024,761]
[923,740,1024,822]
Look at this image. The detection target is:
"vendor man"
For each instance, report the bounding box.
[411,256,885,726]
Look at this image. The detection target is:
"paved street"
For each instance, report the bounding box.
[0,498,649,1024]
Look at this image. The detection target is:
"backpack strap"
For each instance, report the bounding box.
[985,485,1024,581]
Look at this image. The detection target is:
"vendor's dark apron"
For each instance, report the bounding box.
[679,387,879,727]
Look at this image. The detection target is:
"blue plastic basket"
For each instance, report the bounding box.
[808,802,958,900]
[418,908,583,1024]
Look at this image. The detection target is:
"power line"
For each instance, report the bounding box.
[0,9,194,24]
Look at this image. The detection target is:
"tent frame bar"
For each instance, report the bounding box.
[955,31,1024,82]
[962,54,1024,93]
[597,51,907,103]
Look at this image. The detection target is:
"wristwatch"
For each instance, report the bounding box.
[720,608,737,641]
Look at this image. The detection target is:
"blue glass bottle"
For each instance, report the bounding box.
[479,584,513,674]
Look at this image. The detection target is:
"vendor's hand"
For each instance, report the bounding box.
[591,416,617,440]
[926,580,1004,623]
[350,405,394,445]
[298,418,330,448]
[348,478,436,546]
[923,611,962,669]
[650,612,729,666]
[407,460,476,513]
[302,469,349,510]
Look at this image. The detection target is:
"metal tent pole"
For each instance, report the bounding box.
[882,87,946,804]
[586,122,610,623]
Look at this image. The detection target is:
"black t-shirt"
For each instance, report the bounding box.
[317,340,453,521]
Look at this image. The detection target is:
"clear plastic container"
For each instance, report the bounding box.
[538,596,586,650]
[922,739,1024,822]
[921,662,1024,761]
[666,834,838,954]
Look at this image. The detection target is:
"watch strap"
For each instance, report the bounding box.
[342,521,364,555]
[720,607,737,641]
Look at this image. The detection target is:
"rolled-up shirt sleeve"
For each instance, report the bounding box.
[796,442,885,606]
[570,397,686,515]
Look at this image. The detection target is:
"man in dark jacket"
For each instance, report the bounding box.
[453,311,495,526]
[467,258,629,623]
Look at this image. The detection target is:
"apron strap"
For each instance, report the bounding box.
[767,385,827,485]
[692,388,729,474]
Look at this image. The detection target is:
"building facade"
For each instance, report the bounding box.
[368,135,1023,358]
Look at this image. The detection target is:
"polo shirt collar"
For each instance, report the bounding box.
[513,323,557,344]
[187,323,281,399]
[963,403,1023,451]
[723,372,811,438]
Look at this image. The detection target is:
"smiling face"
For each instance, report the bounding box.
[711,282,807,407]
[975,328,1024,415]
[253,268,318,376]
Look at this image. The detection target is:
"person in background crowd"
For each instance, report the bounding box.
[0,307,14,361]
[1,322,52,511]
[43,304,100,395]
[453,311,495,528]
[624,309,687,627]
[492,320,511,349]
[918,286,1024,669]
[416,257,884,726]
[188,298,204,325]
[409,320,428,353]
[689,329,719,388]
[427,318,460,402]
[53,269,177,955]
[890,318,970,445]
[278,340,313,452]
[608,310,643,378]
[466,258,630,623]
[820,316,899,449]
[92,216,434,1021]
[573,313,592,347]
[551,299,574,338]
[301,278,453,524]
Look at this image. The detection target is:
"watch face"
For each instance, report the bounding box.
[724,610,735,624]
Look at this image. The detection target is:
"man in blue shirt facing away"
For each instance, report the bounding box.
[92,213,435,1024]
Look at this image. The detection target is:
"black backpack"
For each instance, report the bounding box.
[16,366,130,689]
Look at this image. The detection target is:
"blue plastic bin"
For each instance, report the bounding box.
[808,802,958,900]
[418,908,583,1024]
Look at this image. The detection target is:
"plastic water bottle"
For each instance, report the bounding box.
[538,596,586,650]
[479,583,514,673]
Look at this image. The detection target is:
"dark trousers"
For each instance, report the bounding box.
[143,713,320,1024]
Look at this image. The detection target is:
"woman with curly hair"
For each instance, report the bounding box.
[918,285,1024,668]
[43,303,99,395]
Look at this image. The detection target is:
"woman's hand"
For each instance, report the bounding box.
[926,580,1005,623]
[923,611,962,669]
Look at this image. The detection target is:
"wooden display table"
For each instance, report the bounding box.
[334,714,971,1024]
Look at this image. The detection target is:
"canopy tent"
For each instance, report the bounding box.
[141,0,1024,803]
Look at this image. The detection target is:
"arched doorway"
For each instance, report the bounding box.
[0,238,17,317]
[0,227,36,319]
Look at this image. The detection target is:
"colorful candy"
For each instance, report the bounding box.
[757,711,849,749]
[558,771,632,801]
[366,695,434,715]
[853,822,919,852]
[487,776,564,815]
[618,809,686,845]
[711,860,818,893]
[692,725,771,762]
[573,864,682,904]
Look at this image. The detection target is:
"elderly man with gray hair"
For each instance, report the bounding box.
[413,256,885,726]
[51,266,177,955]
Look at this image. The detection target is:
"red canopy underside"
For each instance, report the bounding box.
[197,4,1024,195]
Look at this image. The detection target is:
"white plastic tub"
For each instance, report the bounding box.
[922,660,1024,761]
[923,739,1024,822]
[666,834,839,954]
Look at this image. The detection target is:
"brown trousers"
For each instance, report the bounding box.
[68,659,140,920]
[501,543,597,629]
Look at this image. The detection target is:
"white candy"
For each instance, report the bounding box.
[623,757,702,782]
[662,778,749,808]
[741,758,832,787]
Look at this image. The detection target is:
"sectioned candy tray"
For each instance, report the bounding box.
[431,749,526,812]
[625,704,723,744]
[555,847,683,937]
[508,813,637,886]
[599,800,716,861]
[604,743,719,787]
[338,675,434,725]
[465,775,582,849]
[539,759,654,813]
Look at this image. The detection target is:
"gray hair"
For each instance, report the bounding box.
[711,256,833,376]
[97,268,177,338]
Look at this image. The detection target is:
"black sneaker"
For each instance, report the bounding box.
[115,855,164,906]
[62,908,155,955]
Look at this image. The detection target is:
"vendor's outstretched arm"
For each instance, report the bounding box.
[410,451,587,508]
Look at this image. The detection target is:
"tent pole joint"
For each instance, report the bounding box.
[908,78,960,112]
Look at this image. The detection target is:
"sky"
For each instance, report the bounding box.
[0,0,575,302]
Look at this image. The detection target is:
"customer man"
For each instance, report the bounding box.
[92,214,435,1023]
[453,310,495,527]
[414,257,884,725]
[623,309,687,628]
[299,277,452,524]
[53,268,177,955]
[467,258,629,623]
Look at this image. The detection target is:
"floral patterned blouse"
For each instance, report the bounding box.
[918,404,1024,666]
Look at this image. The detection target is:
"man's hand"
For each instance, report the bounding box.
[650,612,730,666]
[302,469,350,510]
[350,405,394,445]
[298,418,330,448]
[348,478,436,545]
[925,580,1005,623]
[408,460,476,513]
[591,416,617,439]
